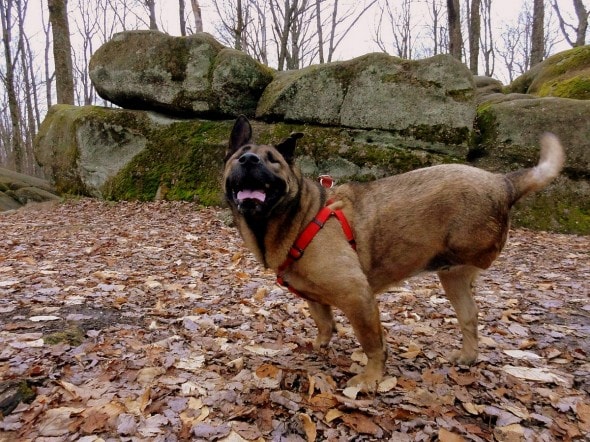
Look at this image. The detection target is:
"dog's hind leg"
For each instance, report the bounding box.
[437,265,480,365]
[307,301,336,349]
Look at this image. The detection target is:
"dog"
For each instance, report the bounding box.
[223,115,565,391]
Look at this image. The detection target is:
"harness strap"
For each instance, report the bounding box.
[276,201,356,297]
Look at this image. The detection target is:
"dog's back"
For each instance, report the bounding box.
[331,133,565,293]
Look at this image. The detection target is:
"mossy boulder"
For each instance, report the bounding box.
[34,105,229,203]
[257,53,476,149]
[473,95,590,233]
[33,106,459,203]
[34,103,588,233]
[508,45,590,99]
[89,30,273,117]
[0,167,60,211]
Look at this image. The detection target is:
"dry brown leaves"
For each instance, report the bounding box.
[0,200,588,441]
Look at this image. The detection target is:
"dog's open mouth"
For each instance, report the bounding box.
[231,185,273,216]
[236,189,266,203]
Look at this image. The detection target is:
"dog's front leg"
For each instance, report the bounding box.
[307,301,337,349]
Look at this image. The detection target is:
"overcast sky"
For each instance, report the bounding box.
[22,0,583,85]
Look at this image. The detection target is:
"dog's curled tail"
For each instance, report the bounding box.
[506,133,565,205]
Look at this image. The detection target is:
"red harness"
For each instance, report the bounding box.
[276,199,356,297]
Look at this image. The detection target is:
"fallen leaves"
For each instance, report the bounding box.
[0,200,588,440]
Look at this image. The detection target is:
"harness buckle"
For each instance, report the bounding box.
[288,245,304,260]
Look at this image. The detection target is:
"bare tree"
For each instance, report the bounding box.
[447,0,462,60]
[191,0,203,32]
[269,0,316,70]
[145,0,157,30]
[468,0,480,74]
[0,0,24,171]
[72,0,98,105]
[425,0,447,56]
[530,0,545,66]
[213,0,249,50]
[315,0,324,62]
[374,0,415,59]
[247,0,269,64]
[480,0,494,76]
[179,0,186,36]
[552,0,589,47]
[316,0,377,63]
[16,0,38,173]
[48,0,75,105]
[496,0,559,82]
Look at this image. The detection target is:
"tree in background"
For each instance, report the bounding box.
[480,0,494,77]
[374,0,415,59]
[316,0,377,63]
[426,0,446,56]
[48,0,75,105]
[447,0,462,60]
[145,0,158,30]
[468,0,480,74]
[530,0,545,65]
[552,0,589,47]
[0,0,24,172]
[191,0,203,32]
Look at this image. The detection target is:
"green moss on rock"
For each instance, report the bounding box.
[509,45,590,99]
[104,120,229,204]
[537,74,590,99]
[44,326,85,346]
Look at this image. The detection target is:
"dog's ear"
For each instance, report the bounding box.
[226,115,252,161]
[276,132,304,164]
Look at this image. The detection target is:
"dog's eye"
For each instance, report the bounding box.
[267,152,280,164]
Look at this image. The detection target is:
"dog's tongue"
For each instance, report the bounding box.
[237,189,266,202]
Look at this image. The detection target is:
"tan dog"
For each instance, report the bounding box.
[223,116,565,391]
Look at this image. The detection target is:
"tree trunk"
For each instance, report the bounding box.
[145,0,158,30]
[469,0,480,74]
[179,0,186,36]
[0,0,24,172]
[530,0,544,66]
[315,0,324,63]
[573,0,588,46]
[236,0,244,50]
[48,0,75,105]
[552,0,588,47]
[447,0,462,60]
[191,0,203,32]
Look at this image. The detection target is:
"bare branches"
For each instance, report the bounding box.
[551,0,588,47]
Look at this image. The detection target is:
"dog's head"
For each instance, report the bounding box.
[223,115,304,219]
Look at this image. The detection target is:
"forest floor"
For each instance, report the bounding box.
[0,200,589,441]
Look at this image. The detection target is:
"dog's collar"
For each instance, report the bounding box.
[276,199,356,298]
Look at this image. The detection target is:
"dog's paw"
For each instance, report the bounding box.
[346,371,383,393]
[448,349,478,365]
[312,336,331,351]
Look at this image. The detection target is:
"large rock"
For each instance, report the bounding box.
[34,105,230,202]
[89,31,273,117]
[0,167,60,211]
[34,104,588,233]
[508,45,590,99]
[257,53,476,149]
[474,95,590,233]
[34,105,459,203]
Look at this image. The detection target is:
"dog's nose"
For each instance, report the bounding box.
[238,152,260,166]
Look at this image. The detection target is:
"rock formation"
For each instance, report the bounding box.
[33,33,590,233]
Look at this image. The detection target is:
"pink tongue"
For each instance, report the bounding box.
[237,190,266,202]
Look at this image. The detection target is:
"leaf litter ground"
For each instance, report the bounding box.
[0,200,588,441]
